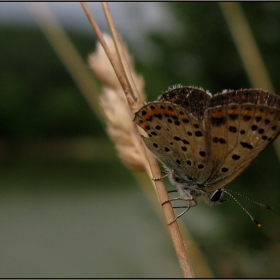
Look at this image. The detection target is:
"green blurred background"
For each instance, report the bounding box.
[0,2,280,278]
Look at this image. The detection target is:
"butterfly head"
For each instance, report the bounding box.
[207,188,227,206]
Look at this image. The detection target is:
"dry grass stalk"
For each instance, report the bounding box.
[101,2,141,105]
[88,34,146,171]
[25,2,103,122]
[219,2,274,92]
[219,2,280,163]
[82,2,195,278]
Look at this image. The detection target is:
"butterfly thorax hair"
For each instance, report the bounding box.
[168,167,225,206]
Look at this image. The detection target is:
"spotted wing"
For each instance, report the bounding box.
[158,86,211,121]
[203,89,280,191]
[134,100,213,184]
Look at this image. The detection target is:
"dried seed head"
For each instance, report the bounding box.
[88,34,146,171]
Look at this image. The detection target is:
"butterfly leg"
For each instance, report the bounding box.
[152,171,169,181]
[161,196,189,206]
[168,200,197,225]
[162,197,197,225]
[168,189,178,193]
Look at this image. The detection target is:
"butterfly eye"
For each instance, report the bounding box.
[209,189,223,202]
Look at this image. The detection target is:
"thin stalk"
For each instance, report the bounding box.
[81,2,132,104]
[101,2,141,105]
[80,2,194,278]
[25,2,103,122]
[219,2,280,165]
[219,2,274,92]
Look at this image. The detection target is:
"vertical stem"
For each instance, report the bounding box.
[219,2,274,92]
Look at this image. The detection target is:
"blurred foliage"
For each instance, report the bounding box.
[135,2,280,98]
[0,2,280,278]
[0,26,104,140]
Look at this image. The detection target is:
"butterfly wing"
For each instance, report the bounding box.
[158,86,211,121]
[134,86,280,194]
[204,89,280,191]
[134,100,212,184]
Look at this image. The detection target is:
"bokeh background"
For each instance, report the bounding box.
[0,2,280,278]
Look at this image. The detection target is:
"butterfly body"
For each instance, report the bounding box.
[134,86,280,207]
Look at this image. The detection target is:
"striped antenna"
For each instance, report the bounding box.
[223,189,273,227]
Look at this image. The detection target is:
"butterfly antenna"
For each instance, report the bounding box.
[224,189,273,210]
[222,189,262,227]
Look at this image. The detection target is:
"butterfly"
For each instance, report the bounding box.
[134,85,280,226]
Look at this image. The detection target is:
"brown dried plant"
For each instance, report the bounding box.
[88,34,146,171]
[82,2,195,278]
